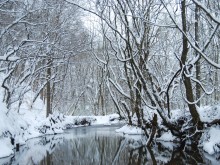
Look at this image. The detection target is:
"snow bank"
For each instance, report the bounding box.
[198,105,220,123]
[0,79,30,158]
[0,139,13,158]
[157,131,176,142]
[115,125,143,135]
[0,105,29,158]
[198,106,220,155]
[94,113,121,125]
[201,126,220,155]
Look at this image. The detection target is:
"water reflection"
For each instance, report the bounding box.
[1,125,220,165]
[40,126,134,165]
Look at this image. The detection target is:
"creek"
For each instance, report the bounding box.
[0,125,219,165]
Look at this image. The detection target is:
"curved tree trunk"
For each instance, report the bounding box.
[180,0,203,130]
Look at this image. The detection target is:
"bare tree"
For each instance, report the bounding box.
[65,0,220,146]
[0,0,90,116]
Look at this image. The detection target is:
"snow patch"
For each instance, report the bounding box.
[201,126,220,155]
[0,138,13,158]
[157,131,176,142]
[198,105,220,123]
[115,125,143,135]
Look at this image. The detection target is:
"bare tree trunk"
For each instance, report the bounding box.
[146,113,157,147]
[135,81,142,127]
[215,30,220,102]
[215,45,219,102]
[46,59,52,117]
[181,0,202,129]
[195,1,201,106]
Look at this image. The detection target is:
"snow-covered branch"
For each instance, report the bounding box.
[192,0,220,25]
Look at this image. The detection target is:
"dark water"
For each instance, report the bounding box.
[1,125,220,165]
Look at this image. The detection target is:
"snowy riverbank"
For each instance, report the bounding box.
[0,87,122,158]
[115,105,220,155]
[1,97,220,158]
[1,83,220,158]
[0,107,122,158]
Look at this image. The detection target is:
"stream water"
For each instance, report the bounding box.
[0,125,220,165]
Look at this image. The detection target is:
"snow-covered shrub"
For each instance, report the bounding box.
[109,114,120,121]
[64,117,96,129]
[38,113,65,134]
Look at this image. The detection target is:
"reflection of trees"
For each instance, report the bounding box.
[147,147,157,165]
[112,138,126,164]
[34,130,219,165]
[128,147,147,165]
[48,134,127,164]
[39,151,51,165]
[166,146,204,165]
[153,142,205,165]
[114,141,215,165]
[38,131,147,164]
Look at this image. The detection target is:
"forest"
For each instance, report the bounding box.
[0,0,220,163]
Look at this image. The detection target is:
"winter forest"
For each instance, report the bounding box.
[1,0,220,164]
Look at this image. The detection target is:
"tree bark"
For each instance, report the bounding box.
[146,113,157,147]
[195,1,201,106]
[46,59,52,117]
[181,0,203,129]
